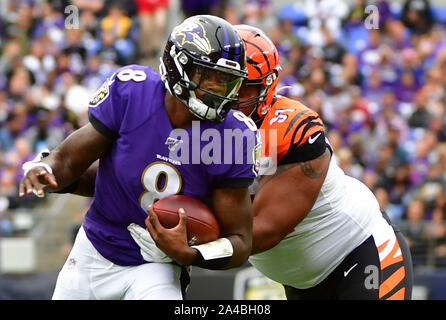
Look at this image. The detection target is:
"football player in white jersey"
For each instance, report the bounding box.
[234,24,413,299]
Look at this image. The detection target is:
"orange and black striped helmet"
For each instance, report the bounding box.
[234,24,281,119]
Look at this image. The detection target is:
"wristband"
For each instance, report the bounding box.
[22,161,53,176]
[191,238,233,260]
[22,149,53,198]
[22,148,53,176]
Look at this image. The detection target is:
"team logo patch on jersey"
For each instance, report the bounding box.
[173,21,211,54]
[89,81,109,107]
[165,137,183,151]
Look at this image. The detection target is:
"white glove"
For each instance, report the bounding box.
[127,223,172,263]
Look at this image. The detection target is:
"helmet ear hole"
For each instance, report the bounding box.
[173,83,183,95]
[178,52,188,65]
[265,74,274,86]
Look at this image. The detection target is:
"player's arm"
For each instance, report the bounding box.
[251,147,331,254]
[204,186,253,269]
[52,160,98,197]
[145,186,253,270]
[67,161,98,197]
[19,123,112,197]
[20,66,129,198]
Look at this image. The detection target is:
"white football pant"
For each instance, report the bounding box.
[52,226,183,300]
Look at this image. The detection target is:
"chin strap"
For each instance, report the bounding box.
[188,96,222,122]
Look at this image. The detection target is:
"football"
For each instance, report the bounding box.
[152,194,220,246]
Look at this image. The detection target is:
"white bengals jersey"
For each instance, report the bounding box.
[249,157,386,288]
[247,96,387,289]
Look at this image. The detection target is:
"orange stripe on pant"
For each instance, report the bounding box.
[387,287,406,300]
[377,240,389,254]
[379,266,406,299]
[378,238,407,299]
[380,239,404,270]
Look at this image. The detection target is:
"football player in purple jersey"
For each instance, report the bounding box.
[19,15,260,300]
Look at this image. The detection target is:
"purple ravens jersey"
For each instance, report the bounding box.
[83,64,260,266]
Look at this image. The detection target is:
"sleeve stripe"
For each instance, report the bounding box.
[290,116,324,148]
[294,122,325,148]
[88,111,118,140]
[284,110,309,137]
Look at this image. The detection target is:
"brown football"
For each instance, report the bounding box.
[152,194,220,246]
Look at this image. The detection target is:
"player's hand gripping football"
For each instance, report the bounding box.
[145,204,196,266]
[19,149,58,198]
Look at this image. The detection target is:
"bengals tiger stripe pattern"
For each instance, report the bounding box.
[259,96,327,164]
[235,25,278,77]
[378,238,406,299]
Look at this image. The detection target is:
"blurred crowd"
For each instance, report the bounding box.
[0,0,445,269]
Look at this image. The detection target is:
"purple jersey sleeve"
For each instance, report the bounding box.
[88,64,163,139]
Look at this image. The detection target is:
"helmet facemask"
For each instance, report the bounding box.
[186,60,245,122]
[235,71,278,123]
